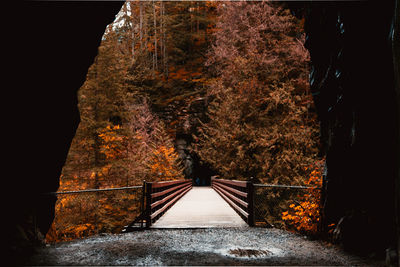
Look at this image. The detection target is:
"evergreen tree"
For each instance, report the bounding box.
[195,1,319,185]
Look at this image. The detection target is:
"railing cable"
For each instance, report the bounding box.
[44,185,143,196]
[254,184,321,190]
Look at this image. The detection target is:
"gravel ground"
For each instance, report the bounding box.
[27,228,383,266]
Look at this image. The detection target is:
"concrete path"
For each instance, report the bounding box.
[152,187,248,228]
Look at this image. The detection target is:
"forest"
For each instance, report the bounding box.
[46,0,322,243]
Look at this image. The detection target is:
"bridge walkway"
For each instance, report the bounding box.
[151,186,248,228]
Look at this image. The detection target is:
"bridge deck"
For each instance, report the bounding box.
[152,187,248,228]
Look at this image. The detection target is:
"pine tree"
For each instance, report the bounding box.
[195,1,319,185]
[61,25,131,189]
[124,1,216,136]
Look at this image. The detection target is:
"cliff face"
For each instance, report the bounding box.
[13,1,123,263]
[174,97,216,186]
[298,0,400,261]
[14,1,399,264]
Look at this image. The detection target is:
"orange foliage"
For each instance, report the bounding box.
[98,125,124,160]
[149,145,182,181]
[282,161,323,234]
[46,189,141,243]
[168,67,191,81]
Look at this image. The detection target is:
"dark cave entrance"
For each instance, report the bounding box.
[191,154,214,186]
[175,133,216,186]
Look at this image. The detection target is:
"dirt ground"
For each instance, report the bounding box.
[26,228,384,266]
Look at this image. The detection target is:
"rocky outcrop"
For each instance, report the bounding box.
[176,137,194,178]
[12,2,123,264]
[175,97,216,186]
[291,0,400,261]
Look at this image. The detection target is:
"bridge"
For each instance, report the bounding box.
[50,177,318,234]
[121,177,317,231]
[152,186,248,228]
[122,178,256,231]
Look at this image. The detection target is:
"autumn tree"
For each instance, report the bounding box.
[49,0,323,242]
[49,17,185,241]
[60,25,131,190]
[195,1,319,185]
[124,0,216,136]
[61,0,212,192]
[282,160,324,234]
[124,97,184,183]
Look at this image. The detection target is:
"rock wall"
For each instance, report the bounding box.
[175,97,217,186]
[12,1,123,264]
[291,0,400,262]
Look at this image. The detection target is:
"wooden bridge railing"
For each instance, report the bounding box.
[145,179,192,227]
[211,177,254,226]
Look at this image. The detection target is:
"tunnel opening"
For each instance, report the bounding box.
[15,1,400,265]
[175,133,217,186]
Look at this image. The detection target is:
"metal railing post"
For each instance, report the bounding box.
[247,180,255,227]
[145,182,152,228]
[140,180,146,228]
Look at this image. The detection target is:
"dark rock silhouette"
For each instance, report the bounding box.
[12,1,123,264]
[290,0,400,262]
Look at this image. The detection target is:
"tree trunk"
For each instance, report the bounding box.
[139,1,143,49]
[163,2,168,78]
[197,2,200,33]
[153,0,158,72]
[92,57,101,190]
[130,2,135,60]
[160,1,164,74]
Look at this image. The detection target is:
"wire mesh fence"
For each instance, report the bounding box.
[45,186,143,243]
[253,184,322,234]
[41,181,321,242]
